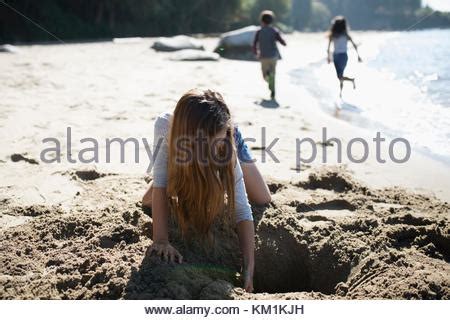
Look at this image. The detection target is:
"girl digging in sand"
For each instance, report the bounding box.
[142,89,271,292]
[327,16,362,98]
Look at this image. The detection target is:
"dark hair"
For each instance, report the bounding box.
[329,16,348,39]
[260,10,274,25]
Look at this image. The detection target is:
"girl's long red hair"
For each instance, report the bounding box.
[167,89,236,238]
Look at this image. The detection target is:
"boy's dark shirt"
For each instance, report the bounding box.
[253,25,286,59]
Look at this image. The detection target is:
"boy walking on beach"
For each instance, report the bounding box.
[253,10,287,100]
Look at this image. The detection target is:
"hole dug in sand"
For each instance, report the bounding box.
[253,210,353,295]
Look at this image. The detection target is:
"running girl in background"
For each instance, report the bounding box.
[327,16,363,98]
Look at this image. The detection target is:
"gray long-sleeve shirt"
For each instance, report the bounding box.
[253,25,286,59]
[149,112,253,223]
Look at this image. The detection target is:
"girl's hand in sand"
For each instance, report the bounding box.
[146,240,183,263]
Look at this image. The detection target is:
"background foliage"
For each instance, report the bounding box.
[1,0,449,43]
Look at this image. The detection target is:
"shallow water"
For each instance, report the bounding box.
[289,29,450,165]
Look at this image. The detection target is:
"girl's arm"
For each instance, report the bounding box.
[327,38,332,63]
[234,160,255,292]
[152,187,169,242]
[237,220,255,293]
[146,114,182,263]
[146,188,183,263]
[348,34,362,62]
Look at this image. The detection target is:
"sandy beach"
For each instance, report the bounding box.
[1,32,449,299]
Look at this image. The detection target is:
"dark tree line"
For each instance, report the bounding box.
[1,0,449,43]
[0,0,243,43]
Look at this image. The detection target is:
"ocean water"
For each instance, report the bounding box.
[290,29,450,164]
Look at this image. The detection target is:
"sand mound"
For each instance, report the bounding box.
[1,168,449,299]
[296,168,358,192]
